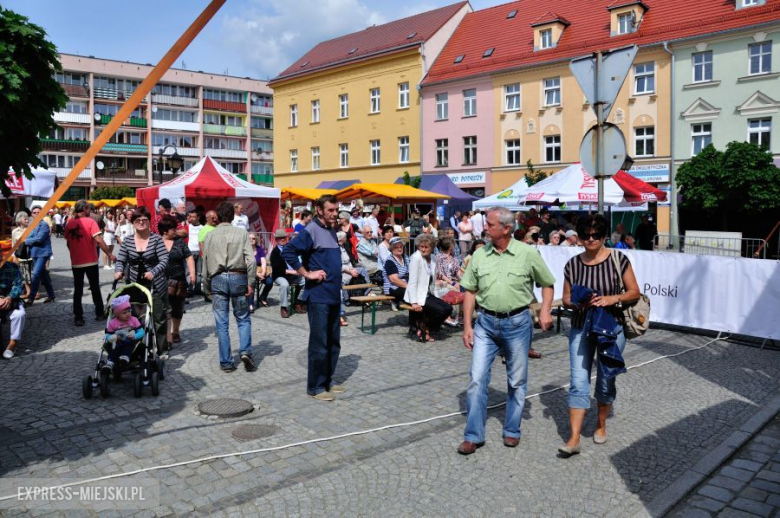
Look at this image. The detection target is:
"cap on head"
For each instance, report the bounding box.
[110,295,131,314]
[274,229,288,239]
[412,207,420,214]
[389,237,404,248]
[565,230,578,238]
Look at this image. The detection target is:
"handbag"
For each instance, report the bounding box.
[610,250,650,339]
[441,289,465,306]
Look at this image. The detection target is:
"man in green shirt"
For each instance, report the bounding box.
[198,210,218,302]
[457,206,555,455]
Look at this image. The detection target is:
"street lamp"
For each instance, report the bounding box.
[157,144,183,184]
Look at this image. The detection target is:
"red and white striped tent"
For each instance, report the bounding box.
[137,156,280,239]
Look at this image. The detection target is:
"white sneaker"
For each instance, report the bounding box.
[3,349,14,359]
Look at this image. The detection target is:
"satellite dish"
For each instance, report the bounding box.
[96,161,105,170]
[151,106,158,113]
[94,113,102,121]
[251,93,259,102]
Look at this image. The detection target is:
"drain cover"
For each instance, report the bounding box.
[231,424,280,442]
[197,398,254,418]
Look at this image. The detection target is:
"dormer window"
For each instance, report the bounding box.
[540,29,553,50]
[617,12,633,35]
[608,1,648,37]
[737,0,765,9]
[530,13,570,51]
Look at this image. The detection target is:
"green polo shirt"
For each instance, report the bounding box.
[460,239,556,313]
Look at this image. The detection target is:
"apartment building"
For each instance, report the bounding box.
[42,54,274,199]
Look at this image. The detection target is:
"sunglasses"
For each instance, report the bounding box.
[582,232,604,241]
[134,218,149,223]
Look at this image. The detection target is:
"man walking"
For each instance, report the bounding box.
[458,206,556,455]
[65,200,115,326]
[282,194,343,401]
[202,202,256,372]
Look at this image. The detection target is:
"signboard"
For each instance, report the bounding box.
[447,171,486,185]
[570,45,638,120]
[628,163,670,183]
[684,230,743,258]
[579,123,627,178]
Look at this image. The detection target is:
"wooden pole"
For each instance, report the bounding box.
[1,0,226,265]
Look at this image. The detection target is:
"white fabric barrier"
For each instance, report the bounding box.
[532,247,780,340]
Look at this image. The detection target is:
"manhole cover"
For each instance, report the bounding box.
[197,398,254,418]
[231,424,280,442]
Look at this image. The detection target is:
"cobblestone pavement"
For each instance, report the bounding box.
[0,240,778,516]
[670,415,780,518]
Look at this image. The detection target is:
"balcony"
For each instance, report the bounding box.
[203,124,247,136]
[204,148,247,159]
[53,112,91,124]
[152,146,200,157]
[41,138,90,152]
[101,143,148,154]
[252,173,274,185]
[95,168,149,181]
[96,114,147,128]
[151,94,198,107]
[251,128,273,139]
[253,151,274,161]
[203,99,246,112]
[250,105,273,116]
[93,88,147,102]
[60,83,90,98]
[150,119,199,132]
[36,167,92,180]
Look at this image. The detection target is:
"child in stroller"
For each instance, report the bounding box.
[102,295,144,373]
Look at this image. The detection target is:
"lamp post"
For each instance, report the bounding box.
[156,144,183,184]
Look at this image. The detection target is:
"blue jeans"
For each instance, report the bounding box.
[464,310,533,443]
[306,302,341,395]
[28,256,55,301]
[568,326,627,409]
[211,273,252,367]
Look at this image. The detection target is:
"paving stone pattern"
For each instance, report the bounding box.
[0,240,778,516]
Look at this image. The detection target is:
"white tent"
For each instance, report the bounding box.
[472,177,529,210]
[518,163,625,205]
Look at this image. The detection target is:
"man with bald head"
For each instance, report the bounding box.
[198,210,219,302]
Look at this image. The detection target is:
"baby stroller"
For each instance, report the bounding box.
[82,281,165,399]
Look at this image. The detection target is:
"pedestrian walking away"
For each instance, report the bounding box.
[24,205,57,306]
[202,202,256,373]
[458,206,556,455]
[282,194,344,401]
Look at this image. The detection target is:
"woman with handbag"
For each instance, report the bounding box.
[558,214,640,457]
[160,216,195,345]
[434,237,464,327]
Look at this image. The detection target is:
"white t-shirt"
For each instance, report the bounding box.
[232,214,249,231]
[53,213,63,225]
[103,219,116,246]
[470,213,485,238]
[116,221,133,244]
[188,224,202,252]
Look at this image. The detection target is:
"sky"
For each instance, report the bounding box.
[3,0,498,81]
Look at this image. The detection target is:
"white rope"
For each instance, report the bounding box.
[0,333,729,502]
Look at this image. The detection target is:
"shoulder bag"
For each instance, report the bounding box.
[610,250,650,339]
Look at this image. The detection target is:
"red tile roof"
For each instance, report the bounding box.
[271,1,469,85]
[423,0,780,86]
[529,12,570,27]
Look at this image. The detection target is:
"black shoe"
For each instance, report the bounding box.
[95,314,107,321]
[221,364,237,373]
[240,354,256,372]
[75,318,85,327]
[204,296,212,303]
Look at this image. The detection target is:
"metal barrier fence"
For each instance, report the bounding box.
[654,234,767,259]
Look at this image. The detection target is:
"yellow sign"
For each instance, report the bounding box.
[497,189,513,199]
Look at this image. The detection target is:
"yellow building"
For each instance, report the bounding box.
[270,2,471,189]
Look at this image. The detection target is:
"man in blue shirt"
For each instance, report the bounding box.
[282,194,343,401]
[293,210,312,233]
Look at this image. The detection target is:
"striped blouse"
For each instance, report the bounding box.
[115,233,170,294]
[383,254,409,295]
[564,251,630,329]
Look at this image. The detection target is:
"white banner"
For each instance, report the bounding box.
[532,246,780,339]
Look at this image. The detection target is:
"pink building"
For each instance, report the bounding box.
[421,77,494,197]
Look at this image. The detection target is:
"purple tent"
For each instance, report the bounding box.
[394,174,477,226]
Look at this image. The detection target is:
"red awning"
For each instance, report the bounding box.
[613,171,668,204]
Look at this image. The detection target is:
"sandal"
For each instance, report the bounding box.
[340,317,348,327]
[171,333,181,343]
[260,300,269,307]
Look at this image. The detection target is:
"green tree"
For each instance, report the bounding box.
[402,170,421,188]
[0,7,67,196]
[525,159,549,186]
[89,186,135,200]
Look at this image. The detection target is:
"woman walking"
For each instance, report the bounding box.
[103,211,116,269]
[404,234,452,342]
[558,214,640,457]
[160,216,195,345]
[25,206,56,306]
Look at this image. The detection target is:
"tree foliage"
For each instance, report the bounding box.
[677,142,780,214]
[89,186,135,201]
[525,159,549,186]
[0,7,67,195]
[402,170,421,188]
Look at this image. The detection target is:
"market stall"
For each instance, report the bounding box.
[334,183,450,227]
[394,174,477,223]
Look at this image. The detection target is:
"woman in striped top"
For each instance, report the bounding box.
[559,214,640,456]
[382,237,409,304]
[114,207,170,355]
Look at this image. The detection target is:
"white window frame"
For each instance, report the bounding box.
[463,136,477,165]
[543,78,561,107]
[435,139,449,167]
[370,140,381,165]
[398,83,410,109]
[290,104,298,127]
[634,126,655,157]
[435,93,449,120]
[290,149,298,172]
[370,88,381,113]
[744,0,758,5]
[311,100,320,123]
[339,143,349,168]
[463,89,477,117]
[339,94,349,118]
[311,147,320,170]
[544,135,561,163]
[505,139,521,166]
[749,42,772,75]
[540,29,553,50]
[691,123,712,155]
[693,51,713,83]
[398,136,410,163]
[634,62,655,95]
[504,83,521,112]
[617,12,632,35]
[748,118,771,148]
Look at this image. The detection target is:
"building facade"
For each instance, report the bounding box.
[42,54,274,199]
[270,2,471,189]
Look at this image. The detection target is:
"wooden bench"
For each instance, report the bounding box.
[342,283,376,292]
[350,295,396,334]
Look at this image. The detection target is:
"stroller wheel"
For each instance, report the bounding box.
[113,366,122,383]
[133,373,142,398]
[99,372,110,399]
[82,375,93,399]
[155,358,166,381]
[150,371,159,397]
